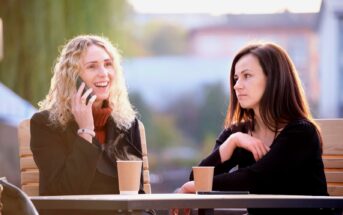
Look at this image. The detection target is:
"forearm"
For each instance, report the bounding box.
[212,169,255,192]
[219,134,237,162]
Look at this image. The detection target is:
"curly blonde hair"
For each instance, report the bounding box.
[39,35,136,130]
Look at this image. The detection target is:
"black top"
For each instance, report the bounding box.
[30,110,144,196]
[191,119,331,215]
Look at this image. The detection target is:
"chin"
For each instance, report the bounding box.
[96,93,110,100]
[240,105,253,110]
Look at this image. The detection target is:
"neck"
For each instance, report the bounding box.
[253,109,283,133]
[252,112,276,147]
[253,111,268,133]
[93,100,103,108]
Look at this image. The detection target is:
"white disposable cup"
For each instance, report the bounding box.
[192,166,214,193]
[117,160,142,195]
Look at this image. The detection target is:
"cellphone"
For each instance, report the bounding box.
[197,191,249,195]
[76,76,94,105]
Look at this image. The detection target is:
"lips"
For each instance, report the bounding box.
[94,81,109,88]
[237,94,247,99]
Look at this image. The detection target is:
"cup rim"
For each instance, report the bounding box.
[117,160,142,162]
[192,166,214,168]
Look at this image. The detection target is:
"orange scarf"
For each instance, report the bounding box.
[92,106,112,144]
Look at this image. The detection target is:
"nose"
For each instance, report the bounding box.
[98,65,109,76]
[233,79,242,90]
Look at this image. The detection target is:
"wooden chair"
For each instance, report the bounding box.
[316,118,343,196]
[0,183,3,215]
[138,120,152,194]
[0,177,39,215]
[18,120,39,196]
[18,119,152,196]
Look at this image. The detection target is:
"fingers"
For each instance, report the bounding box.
[234,133,270,161]
[76,82,86,97]
[75,82,95,106]
[179,181,196,193]
[170,208,190,215]
[170,208,178,215]
[251,140,270,161]
[71,82,96,130]
[184,208,191,215]
[80,88,94,105]
[87,95,97,106]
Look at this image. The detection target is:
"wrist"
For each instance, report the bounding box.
[228,133,238,147]
[77,128,95,137]
[220,135,237,162]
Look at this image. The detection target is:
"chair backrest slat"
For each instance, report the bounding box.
[316,118,343,196]
[18,120,38,196]
[138,120,152,194]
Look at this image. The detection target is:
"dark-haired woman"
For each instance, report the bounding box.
[176,42,331,215]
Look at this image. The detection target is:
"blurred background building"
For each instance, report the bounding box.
[318,0,343,117]
[0,0,342,193]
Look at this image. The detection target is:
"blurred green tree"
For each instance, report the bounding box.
[197,82,228,141]
[130,91,182,149]
[0,0,133,106]
[170,82,228,144]
[143,21,187,55]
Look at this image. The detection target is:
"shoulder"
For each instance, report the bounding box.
[30,110,62,131]
[217,122,249,142]
[284,118,317,134]
[122,117,140,137]
[279,118,320,145]
[222,121,250,134]
[31,110,50,125]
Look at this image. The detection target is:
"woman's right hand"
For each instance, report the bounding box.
[170,181,195,215]
[71,82,96,141]
[220,132,270,162]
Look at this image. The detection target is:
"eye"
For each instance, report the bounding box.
[233,75,238,82]
[244,73,251,79]
[87,64,97,70]
[105,61,113,68]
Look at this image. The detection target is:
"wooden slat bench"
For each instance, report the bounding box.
[317,118,343,196]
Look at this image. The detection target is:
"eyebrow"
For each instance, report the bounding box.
[84,58,112,65]
[84,61,98,65]
[235,69,250,76]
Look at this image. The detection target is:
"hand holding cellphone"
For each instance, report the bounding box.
[76,76,94,105]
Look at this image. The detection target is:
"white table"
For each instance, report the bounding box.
[30,193,343,214]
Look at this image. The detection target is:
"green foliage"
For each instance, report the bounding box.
[170,82,228,144]
[130,92,184,151]
[0,0,129,106]
[201,133,216,157]
[143,21,187,55]
[197,82,228,141]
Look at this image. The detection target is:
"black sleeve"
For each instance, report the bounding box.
[190,129,243,180]
[211,120,321,193]
[30,111,102,195]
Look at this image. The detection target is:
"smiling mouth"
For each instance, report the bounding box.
[94,81,109,88]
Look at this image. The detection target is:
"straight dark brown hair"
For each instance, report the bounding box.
[224,42,321,145]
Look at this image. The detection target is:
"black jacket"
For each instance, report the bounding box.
[191,119,332,215]
[30,110,145,196]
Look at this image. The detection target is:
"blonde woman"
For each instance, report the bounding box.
[30,35,146,198]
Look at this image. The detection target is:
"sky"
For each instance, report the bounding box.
[128,0,322,15]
